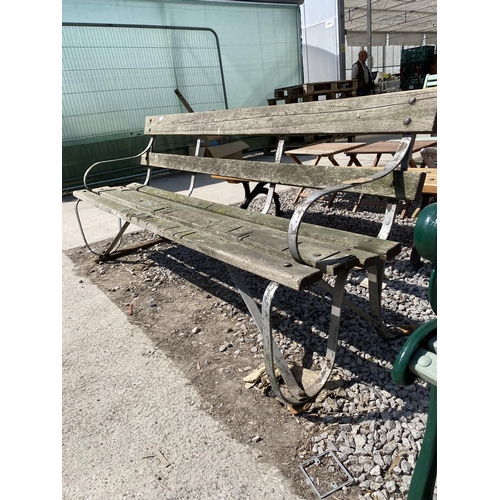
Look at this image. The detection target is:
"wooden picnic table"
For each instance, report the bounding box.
[286,142,367,203]
[417,167,437,198]
[286,142,367,166]
[345,139,437,167]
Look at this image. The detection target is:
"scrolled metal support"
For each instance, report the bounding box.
[261,281,308,404]
[74,198,131,256]
[261,138,285,215]
[77,137,154,255]
[186,138,203,196]
[227,263,350,406]
[83,136,154,191]
[287,135,415,265]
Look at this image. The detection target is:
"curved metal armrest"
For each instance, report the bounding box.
[287,135,415,264]
[83,137,154,190]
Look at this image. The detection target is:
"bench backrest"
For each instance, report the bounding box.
[144,88,436,137]
[140,88,437,201]
[143,155,425,200]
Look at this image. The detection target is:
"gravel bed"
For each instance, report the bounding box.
[241,189,437,500]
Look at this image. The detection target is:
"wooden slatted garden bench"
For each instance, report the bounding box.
[73,88,437,406]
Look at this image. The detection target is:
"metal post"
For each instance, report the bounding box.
[336,0,346,80]
[367,0,372,69]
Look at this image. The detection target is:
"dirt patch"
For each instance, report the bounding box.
[66,228,379,500]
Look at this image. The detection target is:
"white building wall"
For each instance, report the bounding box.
[300,0,342,82]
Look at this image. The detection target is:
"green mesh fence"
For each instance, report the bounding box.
[62,23,227,192]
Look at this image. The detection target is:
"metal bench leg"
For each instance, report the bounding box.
[75,199,130,257]
[237,182,253,209]
[103,220,131,256]
[239,182,283,216]
[75,199,165,261]
[378,202,398,240]
[342,261,396,340]
[352,193,364,213]
[392,318,437,500]
[226,264,349,405]
[261,183,283,216]
[365,262,393,339]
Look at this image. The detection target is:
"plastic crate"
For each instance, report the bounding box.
[401,77,424,91]
[400,63,432,82]
[401,46,435,64]
[400,62,432,73]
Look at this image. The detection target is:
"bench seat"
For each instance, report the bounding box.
[76,182,400,291]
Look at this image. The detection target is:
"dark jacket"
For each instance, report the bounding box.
[354,61,373,91]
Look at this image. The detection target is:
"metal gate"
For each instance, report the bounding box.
[62,23,227,192]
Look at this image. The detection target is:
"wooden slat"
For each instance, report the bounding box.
[141,154,425,202]
[77,183,400,262]
[125,183,400,262]
[73,188,332,290]
[285,142,367,156]
[93,185,370,270]
[144,89,437,137]
[406,167,436,196]
[359,166,436,195]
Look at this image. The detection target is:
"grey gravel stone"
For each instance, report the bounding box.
[386,480,397,493]
[400,475,412,493]
[383,441,400,455]
[373,453,385,468]
[400,460,413,474]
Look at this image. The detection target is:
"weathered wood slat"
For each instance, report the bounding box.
[126,183,401,260]
[92,185,373,272]
[127,183,399,264]
[74,188,331,290]
[145,89,436,137]
[87,184,382,273]
[141,155,426,202]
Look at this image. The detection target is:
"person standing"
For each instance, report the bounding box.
[352,50,374,96]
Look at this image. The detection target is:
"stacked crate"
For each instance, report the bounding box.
[400,46,436,91]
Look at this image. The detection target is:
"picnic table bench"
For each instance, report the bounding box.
[73,88,437,406]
